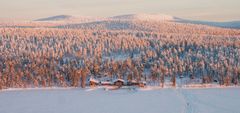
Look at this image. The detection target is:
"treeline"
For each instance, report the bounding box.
[60,20,240,36]
[0,27,240,89]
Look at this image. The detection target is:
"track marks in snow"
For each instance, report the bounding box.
[177,89,198,113]
[178,88,240,113]
[182,90,198,113]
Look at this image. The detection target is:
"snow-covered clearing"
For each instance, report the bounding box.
[0,87,239,113]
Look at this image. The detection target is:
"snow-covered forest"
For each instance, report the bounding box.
[0,15,240,90]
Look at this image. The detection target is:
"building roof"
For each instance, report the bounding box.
[129,80,137,83]
[89,77,99,83]
[113,79,125,83]
[140,81,147,84]
[100,81,112,84]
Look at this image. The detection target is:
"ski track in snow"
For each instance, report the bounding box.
[177,88,240,113]
[175,89,195,113]
[180,89,198,113]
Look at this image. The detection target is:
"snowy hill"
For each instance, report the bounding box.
[54,14,190,31]
[57,17,230,34]
[51,14,240,30]
[35,15,105,23]
[110,14,240,29]
[175,18,240,29]
[5,13,240,29]
[58,20,152,31]
[110,13,175,22]
[35,15,74,21]
[35,14,174,22]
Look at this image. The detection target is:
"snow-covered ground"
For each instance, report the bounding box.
[0,87,239,113]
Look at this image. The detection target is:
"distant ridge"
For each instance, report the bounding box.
[110,14,175,21]
[28,13,240,29]
[34,15,105,23]
[175,18,240,29]
[35,15,73,21]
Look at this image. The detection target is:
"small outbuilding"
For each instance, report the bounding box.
[100,81,112,86]
[89,78,99,87]
[138,81,147,88]
[127,80,147,88]
[127,80,138,86]
[113,79,125,87]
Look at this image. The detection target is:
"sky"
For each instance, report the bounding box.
[0,0,240,21]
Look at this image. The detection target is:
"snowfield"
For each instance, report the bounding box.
[0,87,240,113]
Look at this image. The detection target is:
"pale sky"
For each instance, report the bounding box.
[0,0,240,21]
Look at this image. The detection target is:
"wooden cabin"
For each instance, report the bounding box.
[113,79,125,87]
[127,80,147,88]
[100,81,112,86]
[89,78,99,87]
[138,81,147,88]
[127,80,138,86]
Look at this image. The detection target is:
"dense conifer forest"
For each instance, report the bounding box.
[0,19,240,89]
